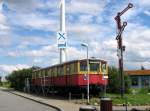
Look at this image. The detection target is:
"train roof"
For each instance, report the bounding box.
[33,58,107,72]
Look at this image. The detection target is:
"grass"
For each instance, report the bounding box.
[87,88,150,106]
[0,81,11,88]
[88,93,150,106]
[106,93,150,106]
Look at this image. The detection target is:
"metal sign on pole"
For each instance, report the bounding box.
[57,31,67,49]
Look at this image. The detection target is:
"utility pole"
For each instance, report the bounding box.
[115,3,133,98]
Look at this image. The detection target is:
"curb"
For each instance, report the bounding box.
[9,91,63,111]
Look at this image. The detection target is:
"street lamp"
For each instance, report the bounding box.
[81,43,89,103]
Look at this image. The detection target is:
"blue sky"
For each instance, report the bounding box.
[0,0,150,77]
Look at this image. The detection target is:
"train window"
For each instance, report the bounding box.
[42,70,45,77]
[101,63,107,74]
[60,66,64,76]
[80,61,87,71]
[35,72,37,78]
[34,72,36,78]
[48,69,51,77]
[51,68,54,77]
[57,66,63,76]
[32,72,35,78]
[45,70,48,76]
[70,63,74,74]
[66,64,70,74]
[40,71,44,77]
[74,63,77,73]
[90,63,99,72]
[57,66,60,76]
[54,67,57,77]
[38,71,41,77]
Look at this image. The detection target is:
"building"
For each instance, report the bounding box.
[125,70,150,88]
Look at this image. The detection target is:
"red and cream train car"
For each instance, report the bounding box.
[31,59,108,93]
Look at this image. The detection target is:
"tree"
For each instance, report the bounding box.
[141,65,145,70]
[6,68,33,91]
[0,76,2,85]
[107,66,131,93]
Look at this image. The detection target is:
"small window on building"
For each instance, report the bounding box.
[141,76,149,87]
[80,61,87,71]
[131,77,138,86]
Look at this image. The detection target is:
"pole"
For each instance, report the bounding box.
[116,13,124,98]
[115,3,133,98]
[81,43,89,103]
[87,46,90,103]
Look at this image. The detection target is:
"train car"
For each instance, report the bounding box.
[31,58,108,94]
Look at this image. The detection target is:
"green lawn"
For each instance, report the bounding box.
[0,81,11,88]
[106,93,150,105]
[88,93,150,106]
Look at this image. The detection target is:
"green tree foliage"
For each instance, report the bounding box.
[107,66,131,93]
[6,68,33,91]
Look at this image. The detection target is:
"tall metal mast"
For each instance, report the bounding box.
[115,3,133,98]
[58,0,67,63]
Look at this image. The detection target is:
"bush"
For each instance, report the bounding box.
[139,88,150,94]
[107,66,131,93]
[6,68,33,91]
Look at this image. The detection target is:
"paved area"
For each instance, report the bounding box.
[1,87,150,111]
[0,88,57,111]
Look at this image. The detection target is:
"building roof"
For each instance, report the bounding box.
[125,70,150,76]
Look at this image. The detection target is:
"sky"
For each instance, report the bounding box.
[0,0,150,78]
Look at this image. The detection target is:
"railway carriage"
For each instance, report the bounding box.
[31,58,108,94]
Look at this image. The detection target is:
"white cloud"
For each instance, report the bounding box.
[1,0,150,71]
[10,13,58,31]
[67,0,106,15]
[144,10,150,16]
[67,46,84,60]
[0,2,10,32]
[8,44,58,57]
[4,0,40,13]
[0,64,30,73]
[17,36,55,49]
[0,2,11,47]
[33,58,43,63]
[123,23,150,69]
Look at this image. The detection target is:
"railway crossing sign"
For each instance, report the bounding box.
[57,31,67,49]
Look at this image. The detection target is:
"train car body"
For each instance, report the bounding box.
[31,59,108,93]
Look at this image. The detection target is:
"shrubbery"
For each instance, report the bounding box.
[107,66,131,93]
[6,68,33,91]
